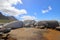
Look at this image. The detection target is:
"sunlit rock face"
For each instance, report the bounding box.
[23,20,36,27]
[3,21,23,29]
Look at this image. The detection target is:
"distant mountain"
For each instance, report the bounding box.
[0,12,17,23]
[7,16,17,21]
[0,12,8,20]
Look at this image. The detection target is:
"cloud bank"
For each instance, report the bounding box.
[21,15,37,20]
[0,0,27,16]
[42,6,52,13]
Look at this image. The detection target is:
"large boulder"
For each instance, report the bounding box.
[35,21,48,29]
[3,21,23,29]
[35,20,59,29]
[23,20,36,27]
[46,21,59,29]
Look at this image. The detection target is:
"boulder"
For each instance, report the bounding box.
[23,20,36,28]
[35,20,59,29]
[3,21,23,29]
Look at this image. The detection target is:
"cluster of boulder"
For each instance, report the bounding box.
[0,20,60,40]
[2,20,60,30]
[0,12,60,30]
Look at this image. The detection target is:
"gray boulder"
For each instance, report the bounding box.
[23,20,36,27]
[3,21,23,29]
[35,20,59,29]
[46,21,59,28]
[35,21,48,29]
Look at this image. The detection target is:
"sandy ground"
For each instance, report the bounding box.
[8,28,47,40]
[43,29,60,40]
[7,28,60,40]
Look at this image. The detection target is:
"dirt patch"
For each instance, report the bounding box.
[43,29,60,40]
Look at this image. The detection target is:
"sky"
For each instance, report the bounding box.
[0,0,60,21]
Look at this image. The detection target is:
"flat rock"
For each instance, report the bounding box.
[8,28,47,40]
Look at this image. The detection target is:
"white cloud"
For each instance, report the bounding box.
[48,6,52,10]
[8,0,23,4]
[42,10,48,13]
[21,15,37,20]
[0,0,27,16]
[42,6,52,13]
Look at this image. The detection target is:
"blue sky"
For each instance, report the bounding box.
[14,0,60,21]
[0,0,60,21]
